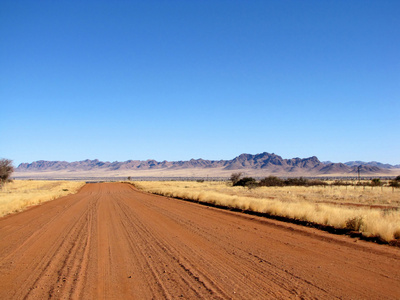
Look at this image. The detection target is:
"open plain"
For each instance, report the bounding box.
[1,182,399,299]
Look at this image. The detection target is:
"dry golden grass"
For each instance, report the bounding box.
[134,181,400,242]
[0,180,86,217]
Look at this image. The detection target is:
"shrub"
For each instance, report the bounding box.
[259,176,284,187]
[307,179,328,186]
[284,177,309,186]
[331,180,351,186]
[259,176,327,187]
[389,180,400,188]
[230,172,243,185]
[371,178,382,186]
[233,177,258,188]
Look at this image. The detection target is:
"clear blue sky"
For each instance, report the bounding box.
[1,0,399,166]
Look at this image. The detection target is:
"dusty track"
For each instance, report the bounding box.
[0,183,399,299]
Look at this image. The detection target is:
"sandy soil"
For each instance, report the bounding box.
[0,183,399,299]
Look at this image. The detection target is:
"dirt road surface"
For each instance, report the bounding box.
[1,183,399,299]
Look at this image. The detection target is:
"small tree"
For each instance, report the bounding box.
[389,176,400,188]
[389,180,400,188]
[371,178,382,186]
[0,159,14,186]
[230,172,243,185]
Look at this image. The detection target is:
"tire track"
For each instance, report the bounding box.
[20,196,95,299]
[117,192,318,299]
[114,197,211,299]
[115,196,266,299]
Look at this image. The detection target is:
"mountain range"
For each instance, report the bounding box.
[15,152,399,176]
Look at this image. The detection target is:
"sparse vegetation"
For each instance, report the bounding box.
[233,175,328,188]
[234,174,397,189]
[134,180,400,243]
[0,180,85,217]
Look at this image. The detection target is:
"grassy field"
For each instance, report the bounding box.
[0,180,86,217]
[134,181,400,243]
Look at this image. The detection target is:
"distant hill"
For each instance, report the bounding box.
[15,152,397,177]
[344,161,399,169]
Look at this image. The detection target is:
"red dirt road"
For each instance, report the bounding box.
[0,183,399,299]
